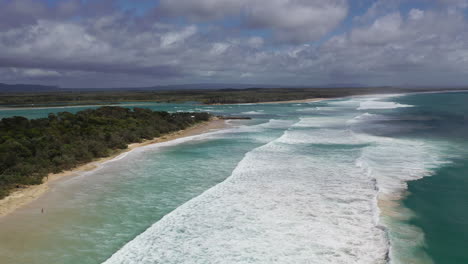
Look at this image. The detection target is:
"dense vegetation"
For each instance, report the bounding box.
[0,106,211,198]
[0,87,457,106]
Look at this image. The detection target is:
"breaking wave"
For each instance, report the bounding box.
[103,95,444,264]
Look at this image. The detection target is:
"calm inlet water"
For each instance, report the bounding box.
[0,92,466,264]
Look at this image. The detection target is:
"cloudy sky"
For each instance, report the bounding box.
[1,0,468,88]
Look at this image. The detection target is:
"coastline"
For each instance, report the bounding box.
[208,97,326,105]
[251,98,326,104]
[0,118,226,218]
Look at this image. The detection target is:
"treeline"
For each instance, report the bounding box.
[0,107,211,198]
[0,87,450,106]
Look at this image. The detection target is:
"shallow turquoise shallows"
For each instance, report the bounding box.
[0,92,466,264]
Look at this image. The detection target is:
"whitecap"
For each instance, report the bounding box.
[358,101,413,110]
[103,120,389,264]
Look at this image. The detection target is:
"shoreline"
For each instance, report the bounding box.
[250,98,326,104]
[0,118,226,218]
[2,89,467,110]
[207,98,326,105]
[0,98,326,110]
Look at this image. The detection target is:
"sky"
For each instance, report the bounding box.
[0,0,468,88]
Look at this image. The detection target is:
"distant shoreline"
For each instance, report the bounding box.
[248,98,326,104]
[0,98,328,109]
[2,87,468,108]
[0,118,227,218]
[207,98,326,105]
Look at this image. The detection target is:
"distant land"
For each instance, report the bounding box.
[0,107,212,199]
[3,82,468,94]
[0,82,371,93]
[0,83,61,93]
[1,82,468,106]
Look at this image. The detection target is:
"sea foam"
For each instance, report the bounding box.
[357,101,413,110]
[103,95,441,264]
[104,121,388,264]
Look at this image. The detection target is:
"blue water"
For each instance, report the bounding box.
[0,92,466,264]
[386,92,468,264]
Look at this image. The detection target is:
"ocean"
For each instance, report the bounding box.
[0,91,466,264]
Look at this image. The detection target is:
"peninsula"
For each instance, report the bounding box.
[0,106,212,201]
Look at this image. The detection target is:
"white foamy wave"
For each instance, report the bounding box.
[278,129,366,145]
[349,112,379,121]
[347,113,392,125]
[353,134,445,264]
[294,116,351,128]
[225,119,294,134]
[241,110,264,115]
[356,136,443,198]
[257,119,296,129]
[296,107,318,112]
[358,101,413,110]
[103,95,441,264]
[103,121,389,264]
[328,99,361,108]
[311,106,345,112]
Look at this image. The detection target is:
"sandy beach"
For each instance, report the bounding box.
[0,118,226,218]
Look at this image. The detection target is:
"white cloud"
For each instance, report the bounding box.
[247,37,264,49]
[351,13,403,45]
[158,0,244,20]
[15,68,61,77]
[354,0,401,24]
[1,20,111,60]
[318,7,468,85]
[409,9,424,20]
[159,0,348,43]
[160,25,197,48]
[1,0,468,87]
[210,42,230,55]
[246,0,348,42]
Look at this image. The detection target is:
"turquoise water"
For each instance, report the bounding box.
[0,102,210,119]
[0,101,279,119]
[0,119,286,263]
[392,92,468,264]
[0,92,466,263]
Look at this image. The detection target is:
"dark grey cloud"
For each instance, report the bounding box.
[0,0,123,30]
[157,0,244,20]
[158,0,349,43]
[0,0,49,29]
[0,56,183,77]
[0,0,468,87]
[318,7,468,85]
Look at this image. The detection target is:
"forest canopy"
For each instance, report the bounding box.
[0,106,211,198]
[0,87,443,106]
